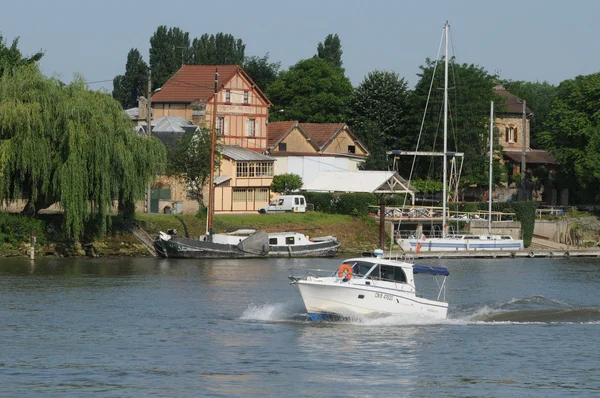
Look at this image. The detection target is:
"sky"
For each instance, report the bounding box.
[2,0,599,93]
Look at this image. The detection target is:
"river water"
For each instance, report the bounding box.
[1,255,599,397]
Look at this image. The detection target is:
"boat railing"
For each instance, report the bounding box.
[288,268,335,281]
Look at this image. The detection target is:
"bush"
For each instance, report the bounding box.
[0,213,47,246]
[302,192,336,213]
[336,193,377,216]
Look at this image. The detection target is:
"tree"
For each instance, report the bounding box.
[0,65,166,241]
[149,26,192,89]
[243,53,280,92]
[539,72,600,202]
[406,58,498,187]
[112,48,148,109]
[164,128,213,209]
[271,173,303,195]
[266,58,352,123]
[347,70,410,169]
[0,35,44,78]
[503,80,557,148]
[316,34,343,68]
[191,33,245,66]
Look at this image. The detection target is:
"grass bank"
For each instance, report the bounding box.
[0,212,382,257]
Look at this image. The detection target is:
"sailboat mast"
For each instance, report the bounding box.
[442,22,449,238]
[207,68,219,238]
[489,101,494,235]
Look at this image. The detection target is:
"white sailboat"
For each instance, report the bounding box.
[397,23,524,253]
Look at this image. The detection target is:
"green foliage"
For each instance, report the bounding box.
[406,58,498,184]
[243,53,280,92]
[0,34,44,78]
[303,192,335,213]
[112,48,148,109]
[271,173,303,195]
[411,179,443,193]
[266,57,353,123]
[492,201,536,247]
[164,127,213,208]
[502,80,557,148]
[302,192,377,216]
[0,213,46,246]
[539,72,600,203]
[191,33,245,65]
[315,34,343,67]
[149,26,192,89]
[347,70,410,169]
[0,65,166,241]
[336,193,377,216]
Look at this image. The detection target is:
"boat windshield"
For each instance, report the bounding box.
[342,260,375,277]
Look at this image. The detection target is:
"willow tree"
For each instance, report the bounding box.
[0,65,166,240]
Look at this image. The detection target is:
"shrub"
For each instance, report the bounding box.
[0,213,47,246]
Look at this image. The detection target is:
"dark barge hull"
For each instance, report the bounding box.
[154,235,340,259]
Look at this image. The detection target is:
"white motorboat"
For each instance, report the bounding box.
[289,250,449,321]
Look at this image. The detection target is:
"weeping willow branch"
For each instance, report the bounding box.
[0,65,166,240]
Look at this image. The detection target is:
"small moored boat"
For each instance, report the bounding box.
[289,250,449,321]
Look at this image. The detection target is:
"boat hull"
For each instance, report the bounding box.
[398,237,523,252]
[292,280,448,320]
[155,236,340,259]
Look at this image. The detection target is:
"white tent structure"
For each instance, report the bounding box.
[303,171,416,250]
[303,171,415,204]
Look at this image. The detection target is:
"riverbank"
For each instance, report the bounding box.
[0,212,382,258]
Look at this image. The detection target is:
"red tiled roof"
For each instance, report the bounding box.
[151,65,242,103]
[267,121,296,147]
[300,123,346,148]
[504,150,556,164]
[494,86,533,114]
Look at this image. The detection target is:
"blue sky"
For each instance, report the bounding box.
[2,0,599,92]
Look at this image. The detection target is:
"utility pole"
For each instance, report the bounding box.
[146,68,152,214]
[520,99,527,201]
[207,68,218,240]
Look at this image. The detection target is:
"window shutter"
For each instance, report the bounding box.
[514,128,518,143]
[505,127,509,142]
[224,117,229,136]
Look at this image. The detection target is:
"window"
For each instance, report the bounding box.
[247,189,254,201]
[244,91,249,104]
[248,163,255,177]
[233,188,246,202]
[247,119,255,136]
[269,237,278,245]
[505,127,518,143]
[285,236,295,245]
[216,117,224,135]
[295,197,300,205]
[225,90,231,103]
[236,162,248,177]
[256,188,269,201]
[348,145,356,154]
[278,143,287,152]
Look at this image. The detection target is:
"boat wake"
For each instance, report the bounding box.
[242,295,600,325]
[462,295,600,324]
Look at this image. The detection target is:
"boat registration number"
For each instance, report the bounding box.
[375,292,393,301]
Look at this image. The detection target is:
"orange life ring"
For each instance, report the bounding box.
[337,264,353,280]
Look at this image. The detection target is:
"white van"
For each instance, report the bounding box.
[258,195,307,214]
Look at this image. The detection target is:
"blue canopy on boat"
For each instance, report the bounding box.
[413,264,450,276]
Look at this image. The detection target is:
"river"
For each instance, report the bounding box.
[1,255,599,397]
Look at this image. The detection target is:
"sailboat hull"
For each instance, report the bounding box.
[398,237,523,252]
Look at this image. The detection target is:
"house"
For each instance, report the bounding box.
[494,85,561,204]
[143,65,276,213]
[267,121,369,185]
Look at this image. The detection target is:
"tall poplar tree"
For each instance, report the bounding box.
[112,48,148,109]
[316,34,343,67]
[0,65,166,240]
[190,33,245,65]
[149,26,191,89]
